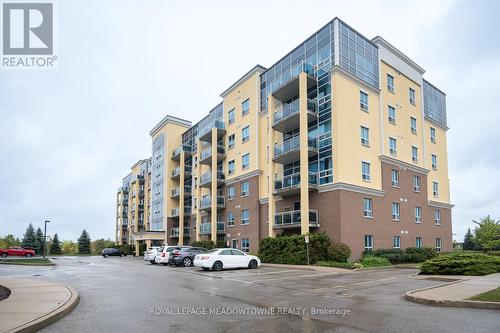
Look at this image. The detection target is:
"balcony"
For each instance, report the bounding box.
[199,120,226,143]
[131,174,144,183]
[172,144,192,161]
[200,145,226,165]
[171,206,192,218]
[170,227,191,238]
[171,165,192,179]
[171,187,181,199]
[199,222,225,235]
[271,62,317,102]
[274,209,319,229]
[274,172,318,196]
[273,136,318,165]
[199,196,225,211]
[199,171,225,188]
[273,99,317,133]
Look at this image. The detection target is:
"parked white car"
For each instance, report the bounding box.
[194,248,261,271]
[144,246,162,264]
[154,246,191,265]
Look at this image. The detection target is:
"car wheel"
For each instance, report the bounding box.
[120,253,124,257]
[104,254,109,258]
[26,253,32,258]
[183,258,192,267]
[248,259,258,269]
[212,261,223,271]
[150,260,156,264]
[1,253,7,258]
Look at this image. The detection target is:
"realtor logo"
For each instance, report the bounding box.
[1,2,56,68]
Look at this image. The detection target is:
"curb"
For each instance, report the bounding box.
[3,286,80,333]
[404,280,500,310]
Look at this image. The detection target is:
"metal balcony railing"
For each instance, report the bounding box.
[274,209,319,228]
[274,172,318,192]
[274,136,317,157]
[273,98,316,124]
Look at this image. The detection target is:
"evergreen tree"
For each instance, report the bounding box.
[35,227,45,255]
[77,230,91,254]
[463,228,475,250]
[50,233,62,255]
[21,223,36,249]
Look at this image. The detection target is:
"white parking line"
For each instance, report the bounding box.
[218,269,300,278]
[312,277,397,291]
[250,271,339,283]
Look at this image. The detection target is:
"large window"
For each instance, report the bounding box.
[434,209,441,225]
[241,209,249,225]
[241,238,250,253]
[228,108,235,124]
[242,153,250,170]
[415,206,422,223]
[241,181,249,196]
[389,137,397,156]
[409,88,416,105]
[242,99,250,116]
[360,126,369,146]
[228,134,235,150]
[388,105,396,124]
[364,235,374,251]
[362,161,371,181]
[360,91,368,111]
[391,169,399,187]
[227,212,235,226]
[241,126,250,143]
[393,236,401,249]
[392,202,400,221]
[410,117,417,134]
[412,146,418,163]
[413,176,421,192]
[228,160,235,175]
[363,198,373,218]
[435,238,442,252]
[416,237,423,248]
[227,186,235,200]
[387,74,394,93]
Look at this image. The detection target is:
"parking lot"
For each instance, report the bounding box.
[0,256,498,333]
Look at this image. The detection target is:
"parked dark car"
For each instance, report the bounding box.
[102,248,126,258]
[169,247,209,267]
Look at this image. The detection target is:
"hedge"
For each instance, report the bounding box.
[363,247,437,264]
[191,240,226,250]
[361,255,391,267]
[258,233,332,264]
[420,252,500,276]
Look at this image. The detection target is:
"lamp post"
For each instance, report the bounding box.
[43,220,50,259]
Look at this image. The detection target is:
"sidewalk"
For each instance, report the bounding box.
[0,278,79,333]
[261,263,352,273]
[406,273,500,309]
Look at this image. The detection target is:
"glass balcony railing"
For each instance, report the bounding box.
[269,61,316,94]
[170,227,191,238]
[198,120,225,140]
[274,209,319,228]
[171,187,180,197]
[200,171,225,186]
[274,172,318,192]
[274,136,317,157]
[273,99,316,124]
[199,196,225,209]
[172,144,192,158]
[201,145,225,161]
[171,206,192,217]
[171,165,193,178]
[199,222,225,235]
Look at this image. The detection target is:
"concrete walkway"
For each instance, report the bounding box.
[261,263,353,273]
[406,273,500,309]
[0,278,79,333]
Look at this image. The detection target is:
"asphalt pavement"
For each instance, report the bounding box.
[0,256,498,333]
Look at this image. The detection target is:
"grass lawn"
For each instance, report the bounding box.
[467,287,500,302]
[0,258,54,266]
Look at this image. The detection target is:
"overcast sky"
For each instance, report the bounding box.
[1,0,498,242]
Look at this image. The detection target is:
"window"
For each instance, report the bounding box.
[241,209,249,225]
[242,99,249,116]
[391,169,399,187]
[434,209,441,225]
[433,181,439,197]
[435,238,442,252]
[412,146,418,163]
[228,160,235,175]
[241,238,250,253]
[364,235,374,251]
[360,126,370,146]
[363,198,373,218]
[392,202,400,220]
[228,108,235,124]
[360,91,368,111]
[241,181,249,196]
[241,153,250,170]
[387,74,394,92]
[227,186,235,200]
[362,161,371,181]
[228,134,235,150]
[241,126,250,143]
[389,137,397,156]
[430,127,436,143]
[227,212,235,226]
[413,176,421,192]
[393,236,401,249]
[416,237,423,248]
[388,105,396,123]
[431,154,437,170]
[410,117,417,134]
[415,206,422,223]
[409,88,416,105]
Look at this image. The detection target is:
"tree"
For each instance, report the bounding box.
[34,227,45,255]
[0,235,21,249]
[50,233,62,255]
[463,228,475,250]
[22,223,36,249]
[473,216,500,252]
[91,238,115,255]
[61,240,78,255]
[77,230,91,254]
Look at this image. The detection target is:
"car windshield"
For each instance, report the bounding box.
[208,249,219,253]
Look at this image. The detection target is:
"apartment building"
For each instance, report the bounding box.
[116,18,453,259]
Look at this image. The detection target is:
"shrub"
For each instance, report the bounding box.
[258,233,331,264]
[191,240,215,250]
[420,252,500,276]
[364,247,436,264]
[361,255,391,267]
[328,243,351,262]
[352,263,364,269]
[215,240,227,248]
[315,261,353,269]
